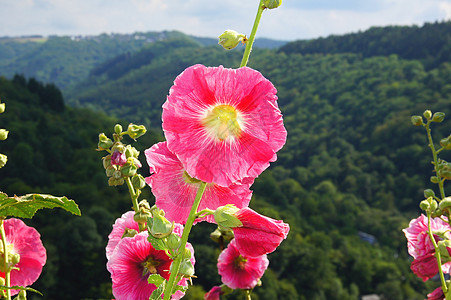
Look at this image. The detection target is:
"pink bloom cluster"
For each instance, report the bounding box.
[0,218,46,296]
[403,214,451,282]
[106,212,194,300]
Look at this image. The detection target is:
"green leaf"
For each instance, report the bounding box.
[147,234,167,251]
[0,285,43,296]
[148,274,165,286]
[149,279,166,300]
[0,193,81,218]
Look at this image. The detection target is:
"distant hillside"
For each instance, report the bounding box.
[279,21,451,69]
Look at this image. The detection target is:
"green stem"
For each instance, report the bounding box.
[425,121,446,199]
[427,213,448,294]
[240,1,265,67]
[163,181,207,300]
[125,177,145,232]
[0,219,11,300]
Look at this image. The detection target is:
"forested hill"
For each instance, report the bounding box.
[279,21,451,69]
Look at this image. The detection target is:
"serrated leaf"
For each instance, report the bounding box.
[173,284,188,293]
[0,193,81,218]
[147,234,167,251]
[149,280,166,300]
[0,285,43,295]
[148,274,165,286]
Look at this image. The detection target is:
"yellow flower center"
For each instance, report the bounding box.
[202,105,243,141]
[142,256,161,276]
[234,255,247,270]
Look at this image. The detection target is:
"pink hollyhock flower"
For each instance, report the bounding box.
[111,151,127,166]
[162,64,287,187]
[410,251,439,281]
[144,142,253,224]
[427,287,445,300]
[403,214,450,259]
[217,239,268,290]
[107,231,194,300]
[215,206,289,257]
[106,211,140,260]
[204,286,223,300]
[0,218,46,296]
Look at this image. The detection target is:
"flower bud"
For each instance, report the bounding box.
[263,0,282,9]
[121,228,138,238]
[111,151,127,166]
[132,174,146,190]
[411,115,423,126]
[423,110,432,120]
[167,233,181,251]
[15,290,26,300]
[0,102,5,114]
[431,176,440,184]
[0,129,8,141]
[114,124,123,134]
[108,177,124,186]
[178,258,194,278]
[218,30,246,50]
[102,156,112,169]
[0,154,7,168]
[420,200,430,211]
[214,205,243,229]
[134,200,152,224]
[127,124,146,140]
[121,163,138,177]
[440,136,451,150]
[150,211,174,238]
[98,133,113,149]
[11,253,20,267]
[125,145,140,159]
[432,112,445,123]
[439,197,451,211]
[424,189,435,198]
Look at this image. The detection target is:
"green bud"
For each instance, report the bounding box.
[438,240,451,258]
[121,163,138,177]
[429,198,438,211]
[98,133,113,149]
[431,176,440,183]
[167,233,181,251]
[134,200,152,224]
[111,143,125,153]
[423,110,432,120]
[11,253,20,267]
[439,169,451,180]
[0,102,5,114]
[218,30,246,50]
[0,154,7,168]
[132,174,146,190]
[210,226,234,243]
[0,129,8,141]
[178,258,195,278]
[214,205,243,229]
[439,197,451,211]
[103,156,112,169]
[440,137,451,150]
[121,228,138,238]
[125,145,140,159]
[424,189,435,198]
[432,112,445,123]
[127,124,146,140]
[114,124,123,134]
[108,177,124,186]
[263,0,282,9]
[183,247,192,260]
[105,165,116,177]
[420,199,430,211]
[150,211,174,238]
[411,115,423,126]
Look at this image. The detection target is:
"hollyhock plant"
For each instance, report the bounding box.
[162,64,287,187]
[0,218,46,296]
[403,214,451,259]
[217,239,269,290]
[214,206,289,257]
[144,142,253,224]
[410,251,440,281]
[107,232,194,300]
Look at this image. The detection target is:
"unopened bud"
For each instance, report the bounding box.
[440,136,451,150]
[424,189,435,198]
[150,211,174,238]
[0,103,5,114]
[432,112,445,123]
[439,197,451,211]
[263,0,282,9]
[121,163,138,177]
[114,124,123,134]
[0,154,7,168]
[121,228,138,238]
[98,133,113,149]
[0,129,8,141]
[423,110,432,120]
[111,151,127,166]
[431,176,440,184]
[167,233,181,251]
[15,290,26,300]
[178,258,194,278]
[218,30,246,50]
[420,200,430,211]
[411,116,423,126]
[108,177,124,186]
[127,124,146,140]
[125,145,140,159]
[214,205,243,229]
[132,174,146,190]
[11,253,20,267]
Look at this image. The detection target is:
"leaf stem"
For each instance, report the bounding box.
[425,121,446,199]
[240,1,265,68]
[163,181,207,300]
[427,213,448,294]
[0,218,11,300]
[125,177,145,232]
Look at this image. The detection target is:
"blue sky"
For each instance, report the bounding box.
[1,0,451,41]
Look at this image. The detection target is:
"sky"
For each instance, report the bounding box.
[1,0,451,41]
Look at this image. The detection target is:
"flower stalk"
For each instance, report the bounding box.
[125,177,145,232]
[240,1,265,67]
[427,213,448,294]
[0,218,11,300]
[163,181,207,300]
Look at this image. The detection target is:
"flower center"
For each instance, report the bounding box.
[142,256,161,276]
[202,104,243,141]
[234,255,247,270]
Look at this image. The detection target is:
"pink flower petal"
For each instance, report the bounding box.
[410,251,439,282]
[145,142,252,224]
[0,218,46,296]
[232,207,289,257]
[162,64,286,187]
[217,239,268,290]
[106,211,140,260]
[204,286,223,300]
[427,287,445,300]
